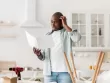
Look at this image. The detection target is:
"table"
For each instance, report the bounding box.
[21,70,43,81]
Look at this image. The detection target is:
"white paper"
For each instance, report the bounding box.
[25,31,54,49]
[24,28,52,37]
[25,31,39,48]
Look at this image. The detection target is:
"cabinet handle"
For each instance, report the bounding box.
[77,20,81,23]
[95,20,98,23]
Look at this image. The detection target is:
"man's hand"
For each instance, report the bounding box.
[33,47,41,56]
[60,16,72,32]
[60,16,67,27]
[33,47,45,60]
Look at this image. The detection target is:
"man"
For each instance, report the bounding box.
[33,12,81,83]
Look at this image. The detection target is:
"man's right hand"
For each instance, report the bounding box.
[33,47,41,56]
[33,47,45,60]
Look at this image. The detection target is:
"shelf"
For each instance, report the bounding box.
[91,35,104,37]
[72,47,110,52]
[0,24,16,27]
[81,35,86,36]
[0,35,17,38]
[99,35,104,37]
[0,21,16,26]
[72,24,86,25]
[91,35,98,37]
[91,24,104,25]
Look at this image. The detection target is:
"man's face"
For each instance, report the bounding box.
[51,16,62,31]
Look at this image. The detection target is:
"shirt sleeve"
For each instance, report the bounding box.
[38,50,45,61]
[68,29,81,43]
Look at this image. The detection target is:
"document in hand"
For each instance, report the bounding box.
[25,31,54,49]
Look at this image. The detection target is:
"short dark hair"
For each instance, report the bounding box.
[52,12,63,18]
[47,12,63,35]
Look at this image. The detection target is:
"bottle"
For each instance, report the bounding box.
[99,28,102,36]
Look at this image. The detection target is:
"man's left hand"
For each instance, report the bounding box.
[60,16,67,27]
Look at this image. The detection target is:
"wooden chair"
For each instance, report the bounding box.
[64,51,105,83]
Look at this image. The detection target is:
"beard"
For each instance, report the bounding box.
[46,27,63,35]
[53,26,63,31]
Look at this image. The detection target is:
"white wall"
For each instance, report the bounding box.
[0,0,43,69]
[37,0,110,28]
[0,0,25,24]
[0,0,110,71]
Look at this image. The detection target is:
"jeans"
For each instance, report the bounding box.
[44,72,72,83]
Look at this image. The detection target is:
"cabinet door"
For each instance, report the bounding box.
[72,13,86,47]
[90,14,104,47]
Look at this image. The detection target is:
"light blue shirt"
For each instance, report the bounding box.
[41,28,81,76]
